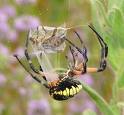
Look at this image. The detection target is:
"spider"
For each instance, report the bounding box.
[14,25,108,101]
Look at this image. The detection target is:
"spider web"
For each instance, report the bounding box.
[28,0,90,82]
[30,42,60,82]
[28,24,69,82]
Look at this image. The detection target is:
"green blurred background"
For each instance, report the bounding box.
[0,0,124,115]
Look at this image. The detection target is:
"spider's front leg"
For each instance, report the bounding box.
[66,25,108,76]
[74,25,108,74]
[88,25,108,72]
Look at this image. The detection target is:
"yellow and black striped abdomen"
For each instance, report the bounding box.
[49,77,82,101]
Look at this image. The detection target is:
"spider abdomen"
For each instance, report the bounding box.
[49,77,82,101]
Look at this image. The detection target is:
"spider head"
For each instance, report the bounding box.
[49,77,82,101]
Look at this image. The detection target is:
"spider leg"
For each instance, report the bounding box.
[88,25,108,72]
[25,32,39,73]
[74,31,88,73]
[65,25,108,77]
[74,25,108,74]
[74,30,83,44]
[25,31,48,82]
[13,54,49,88]
[39,66,47,81]
[41,25,47,33]
[65,31,88,74]
[14,54,41,83]
[51,27,57,37]
[69,46,76,67]
[65,45,79,70]
[65,55,73,69]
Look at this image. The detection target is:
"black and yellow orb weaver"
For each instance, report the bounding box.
[14,25,108,101]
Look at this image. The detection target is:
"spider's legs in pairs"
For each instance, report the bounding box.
[65,25,108,75]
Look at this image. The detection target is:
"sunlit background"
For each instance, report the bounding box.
[0,0,124,115]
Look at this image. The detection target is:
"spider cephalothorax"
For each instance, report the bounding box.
[14,25,108,101]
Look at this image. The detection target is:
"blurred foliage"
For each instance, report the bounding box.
[83,109,97,115]
[0,0,124,115]
[90,0,124,114]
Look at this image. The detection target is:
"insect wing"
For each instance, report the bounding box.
[40,52,59,82]
[31,45,59,82]
[29,25,67,53]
